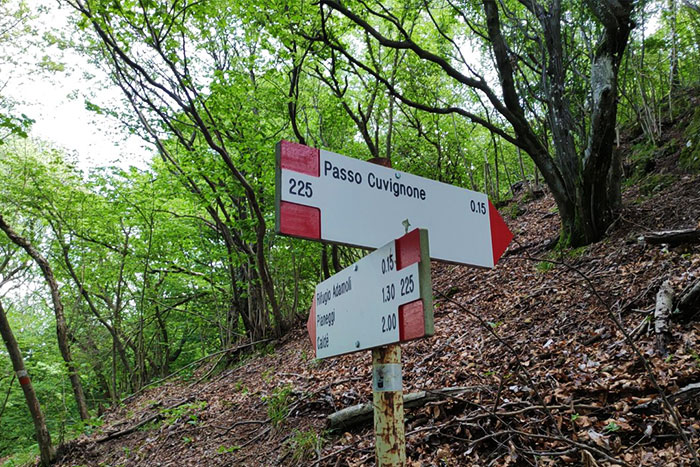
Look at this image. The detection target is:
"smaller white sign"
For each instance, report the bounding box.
[314,239,420,359]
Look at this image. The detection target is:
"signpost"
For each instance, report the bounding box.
[307,228,433,359]
[275,139,514,466]
[276,140,513,268]
[307,228,431,466]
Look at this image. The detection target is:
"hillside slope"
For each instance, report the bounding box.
[52,116,700,466]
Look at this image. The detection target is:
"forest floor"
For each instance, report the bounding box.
[53,112,700,465]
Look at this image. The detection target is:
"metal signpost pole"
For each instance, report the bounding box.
[372,344,405,466]
[369,157,405,466]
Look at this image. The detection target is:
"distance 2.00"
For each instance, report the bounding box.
[381,312,397,333]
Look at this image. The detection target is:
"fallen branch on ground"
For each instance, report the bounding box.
[641,228,700,246]
[97,398,192,443]
[633,382,700,414]
[122,339,271,403]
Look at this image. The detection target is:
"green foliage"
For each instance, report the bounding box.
[566,246,588,260]
[690,350,700,368]
[217,445,241,454]
[536,261,555,273]
[1,446,40,467]
[72,417,104,437]
[261,368,274,384]
[137,419,162,432]
[0,300,82,457]
[307,358,322,369]
[680,107,700,172]
[604,421,621,433]
[0,0,37,143]
[161,401,207,426]
[288,428,326,462]
[507,203,525,219]
[233,381,249,394]
[639,173,677,196]
[257,342,276,356]
[263,384,294,427]
[624,141,658,184]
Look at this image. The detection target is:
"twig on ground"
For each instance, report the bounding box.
[97,398,192,443]
[189,353,226,387]
[122,339,271,403]
[238,426,271,449]
[312,444,354,466]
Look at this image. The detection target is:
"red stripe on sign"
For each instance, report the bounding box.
[399,299,425,341]
[307,295,317,357]
[278,140,319,176]
[279,202,321,240]
[19,376,31,386]
[489,200,513,265]
[395,228,421,270]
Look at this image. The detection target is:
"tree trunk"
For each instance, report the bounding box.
[0,300,55,466]
[321,244,331,280]
[0,215,90,420]
[54,231,133,385]
[548,1,634,247]
[331,245,342,273]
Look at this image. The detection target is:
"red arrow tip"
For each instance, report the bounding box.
[489,201,513,266]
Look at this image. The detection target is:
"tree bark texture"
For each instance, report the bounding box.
[655,279,674,357]
[676,280,700,322]
[0,300,55,466]
[0,214,90,420]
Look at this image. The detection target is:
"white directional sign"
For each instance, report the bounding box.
[307,229,433,359]
[276,140,513,268]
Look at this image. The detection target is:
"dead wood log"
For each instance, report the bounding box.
[327,386,481,430]
[674,280,700,322]
[668,382,700,405]
[641,228,700,246]
[654,280,674,357]
[632,382,700,415]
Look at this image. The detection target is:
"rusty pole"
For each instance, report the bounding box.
[372,344,406,466]
[367,155,406,466]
